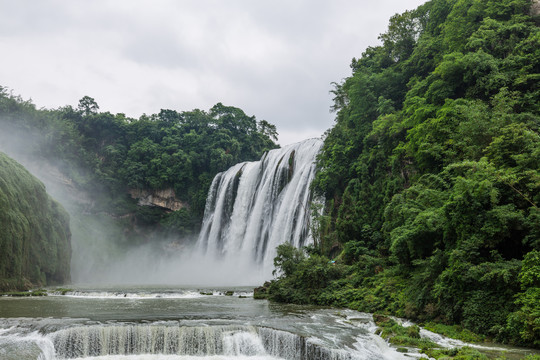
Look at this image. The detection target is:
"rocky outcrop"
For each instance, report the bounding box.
[129,188,187,211]
[533,0,540,16]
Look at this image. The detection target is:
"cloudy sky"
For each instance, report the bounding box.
[1,0,426,146]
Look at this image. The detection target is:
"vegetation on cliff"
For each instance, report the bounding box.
[0,87,278,242]
[264,0,540,348]
[0,152,71,291]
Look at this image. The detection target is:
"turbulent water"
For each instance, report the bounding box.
[1,287,537,360]
[196,138,323,281]
[0,287,408,360]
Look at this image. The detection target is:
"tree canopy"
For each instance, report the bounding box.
[0,86,278,240]
[268,0,540,348]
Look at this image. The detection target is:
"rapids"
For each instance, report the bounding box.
[0,287,406,360]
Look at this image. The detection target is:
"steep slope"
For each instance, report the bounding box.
[0,152,71,291]
[266,0,540,347]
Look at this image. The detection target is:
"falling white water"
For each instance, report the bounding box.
[196,138,323,282]
[0,329,55,360]
[48,324,375,359]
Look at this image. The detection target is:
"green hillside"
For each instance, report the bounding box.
[265,0,540,348]
[0,152,71,291]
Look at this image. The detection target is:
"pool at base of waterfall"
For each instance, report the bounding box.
[0,286,536,360]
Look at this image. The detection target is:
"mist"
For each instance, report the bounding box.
[90,242,269,287]
[1,113,318,288]
[0,118,227,286]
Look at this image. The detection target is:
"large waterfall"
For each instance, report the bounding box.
[62,139,323,286]
[196,138,323,281]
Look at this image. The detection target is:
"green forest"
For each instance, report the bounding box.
[0,88,278,240]
[0,152,71,291]
[262,0,540,349]
[0,84,278,283]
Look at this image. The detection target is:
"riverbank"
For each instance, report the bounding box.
[257,283,540,359]
[255,260,540,360]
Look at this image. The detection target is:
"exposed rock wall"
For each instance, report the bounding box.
[129,188,187,211]
[533,0,540,16]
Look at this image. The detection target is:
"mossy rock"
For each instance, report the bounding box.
[254,282,271,299]
[373,314,388,323]
[2,289,48,297]
[55,288,73,295]
[421,347,490,359]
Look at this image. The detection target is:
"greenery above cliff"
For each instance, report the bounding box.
[0,88,278,240]
[0,152,71,291]
[0,85,278,281]
[265,0,540,348]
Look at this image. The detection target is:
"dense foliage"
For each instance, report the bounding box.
[0,87,278,241]
[266,0,540,348]
[0,152,71,291]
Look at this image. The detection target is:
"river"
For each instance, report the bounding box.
[1,286,538,360]
[0,286,405,360]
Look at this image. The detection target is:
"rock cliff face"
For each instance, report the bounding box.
[0,152,71,291]
[129,188,187,211]
[533,0,540,16]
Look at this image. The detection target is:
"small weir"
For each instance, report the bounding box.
[5,323,378,360]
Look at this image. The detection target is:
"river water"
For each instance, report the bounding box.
[1,286,538,359]
[0,286,404,360]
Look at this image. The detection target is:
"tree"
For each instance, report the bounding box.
[77,96,99,116]
[506,250,540,346]
[272,243,305,278]
[258,120,278,141]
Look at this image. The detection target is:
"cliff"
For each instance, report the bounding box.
[532,0,540,16]
[0,152,71,291]
[129,188,187,211]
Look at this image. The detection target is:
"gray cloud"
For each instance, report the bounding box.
[0,0,427,145]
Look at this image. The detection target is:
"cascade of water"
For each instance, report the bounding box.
[258,328,364,360]
[196,138,323,279]
[50,324,369,360]
[52,325,256,358]
[0,329,55,360]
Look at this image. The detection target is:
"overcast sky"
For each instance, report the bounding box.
[0,0,426,146]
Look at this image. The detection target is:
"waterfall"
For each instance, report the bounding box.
[52,325,259,358]
[196,138,323,280]
[50,324,366,359]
